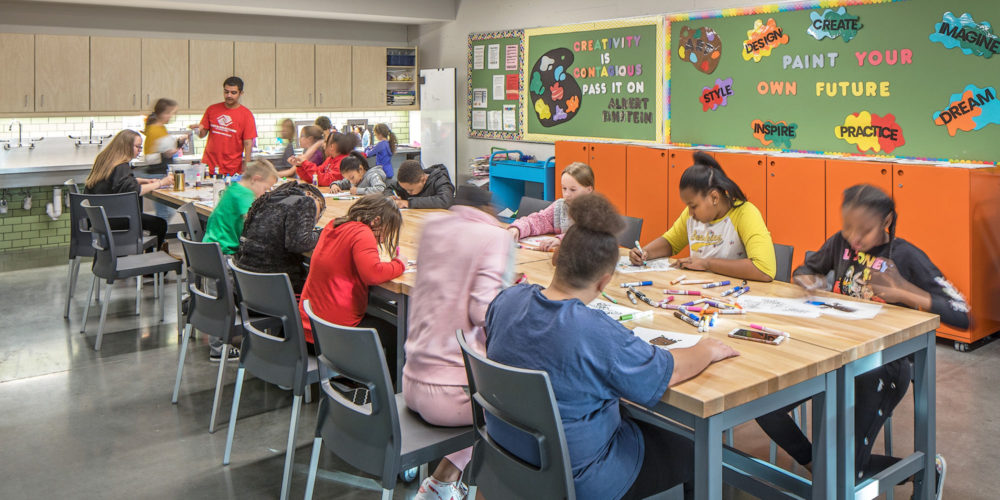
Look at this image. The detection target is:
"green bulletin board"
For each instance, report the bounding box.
[524,18,664,142]
[468,30,524,140]
[667,0,1000,163]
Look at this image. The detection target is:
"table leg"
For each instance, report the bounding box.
[837,360,856,500]
[394,294,407,391]
[694,415,723,500]
[913,332,936,500]
[813,371,837,499]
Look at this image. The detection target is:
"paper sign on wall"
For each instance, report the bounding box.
[929,12,1000,59]
[834,111,905,153]
[502,104,516,131]
[742,18,789,62]
[472,110,487,130]
[932,84,1000,135]
[505,44,518,70]
[505,73,519,100]
[487,110,502,130]
[472,88,488,108]
[473,45,485,70]
[492,74,505,100]
[487,44,501,69]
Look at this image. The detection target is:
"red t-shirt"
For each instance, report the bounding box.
[199,103,257,175]
[299,221,404,343]
[297,154,345,186]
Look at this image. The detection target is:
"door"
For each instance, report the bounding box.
[554,141,590,196]
[142,38,188,110]
[824,159,893,236]
[588,143,628,212]
[234,42,275,110]
[275,43,313,109]
[35,35,89,112]
[667,150,718,223]
[189,40,234,111]
[352,46,387,109]
[0,34,34,112]
[90,36,141,112]
[767,157,826,269]
[315,44,352,109]
[626,146,670,244]
[418,69,457,183]
[714,152,767,222]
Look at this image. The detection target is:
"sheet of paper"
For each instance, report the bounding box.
[496,207,515,218]
[487,44,500,69]
[473,45,485,70]
[736,296,822,318]
[616,256,674,274]
[505,73,519,100]
[505,44,518,70]
[502,105,516,131]
[487,110,502,131]
[633,327,702,350]
[492,74,505,100]
[472,88,488,108]
[808,296,883,320]
[323,192,359,200]
[472,110,487,130]
[587,299,640,319]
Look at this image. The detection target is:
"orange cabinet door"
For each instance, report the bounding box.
[667,150,702,223]
[715,152,767,222]
[554,141,591,197]
[824,159,893,237]
[589,143,628,212]
[626,146,670,244]
[766,157,826,269]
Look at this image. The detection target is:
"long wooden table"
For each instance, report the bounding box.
[150,186,940,499]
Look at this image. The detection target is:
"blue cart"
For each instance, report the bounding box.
[488,150,556,215]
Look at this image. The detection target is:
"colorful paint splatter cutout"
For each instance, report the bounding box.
[742,18,789,62]
[932,84,1000,136]
[929,12,1000,59]
[529,48,582,127]
[701,77,734,111]
[751,120,797,148]
[834,111,905,154]
[678,26,722,74]
[808,7,863,42]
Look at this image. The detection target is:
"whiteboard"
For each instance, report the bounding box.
[419,68,457,184]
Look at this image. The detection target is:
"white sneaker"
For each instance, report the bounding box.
[935,453,946,500]
[413,477,468,500]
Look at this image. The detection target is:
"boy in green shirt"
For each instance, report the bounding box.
[204,160,279,254]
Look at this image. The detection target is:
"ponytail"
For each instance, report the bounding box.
[374,123,397,154]
[679,152,748,207]
[554,193,625,289]
[842,184,897,258]
[145,98,177,127]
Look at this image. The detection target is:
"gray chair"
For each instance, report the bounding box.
[224,264,321,500]
[773,243,795,283]
[79,201,183,351]
[302,301,475,500]
[516,196,553,219]
[457,330,575,500]
[618,216,643,249]
[177,203,205,243]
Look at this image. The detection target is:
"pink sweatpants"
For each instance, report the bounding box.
[403,375,474,470]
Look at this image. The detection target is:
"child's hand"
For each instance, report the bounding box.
[628,246,645,265]
[537,237,560,252]
[868,260,926,305]
[794,274,827,292]
[329,185,341,193]
[394,199,409,209]
[506,227,520,239]
[160,174,175,188]
[350,186,358,195]
[677,257,709,271]
[288,155,304,166]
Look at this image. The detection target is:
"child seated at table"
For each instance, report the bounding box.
[330,151,388,195]
[629,152,775,281]
[287,132,356,187]
[506,162,594,252]
[757,184,967,493]
[390,160,456,209]
[203,160,279,255]
[485,193,739,500]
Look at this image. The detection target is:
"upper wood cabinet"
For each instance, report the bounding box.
[142,38,188,110]
[35,35,90,112]
[0,34,34,113]
[90,36,141,112]
[234,42,275,110]
[351,46,387,110]
[315,44,352,109]
[189,40,234,111]
[276,43,314,109]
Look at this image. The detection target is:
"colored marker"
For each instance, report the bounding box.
[618,310,654,322]
[626,290,638,305]
[717,308,747,315]
[670,274,688,285]
[514,274,529,285]
[601,291,618,304]
[674,310,700,327]
[621,281,653,288]
[733,286,750,297]
[703,280,731,289]
[750,324,791,338]
[721,285,742,297]
[663,289,701,296]
[635,241,646,264]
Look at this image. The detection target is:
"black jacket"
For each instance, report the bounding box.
[235,185,320,293]
[391,164,455,209]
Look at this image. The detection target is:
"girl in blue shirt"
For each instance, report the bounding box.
[363,123,397,179]
[485,193,739,500]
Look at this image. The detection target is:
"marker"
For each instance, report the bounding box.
[618,310,654,322]
[626,290,638,305]
[721,285,742,297]
[704,300,731,309]
[663,289,701,296]
[750,323,791,338]
[703,280,731,289]
[621,281,653,288]
[680,279,712,285]
[601,291,618,304]
[670,275,687,285]
[680,310,700,322]
[674,310,700,327]
[635,241,646,264]
[716,308,747,315]
[712,311,719,327]
[733,286,750,298]
[515,274,529,285]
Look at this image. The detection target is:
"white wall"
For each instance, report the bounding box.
[409,0,803,183]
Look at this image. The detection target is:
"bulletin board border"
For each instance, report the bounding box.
[468,29,525,141]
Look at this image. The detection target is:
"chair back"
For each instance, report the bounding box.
[72,192,147,257]
[618,216,643,249]
[516,196,553,219]
[177,203,205,242]
[81,201,121,281]
[773,243,795,283]
[230,263,310,394]
[304,300,401,489]
[457,330,574,500]
[178,234,236,343]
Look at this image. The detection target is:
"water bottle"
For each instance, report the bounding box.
[212,177,223,206]
[312,174,319,186]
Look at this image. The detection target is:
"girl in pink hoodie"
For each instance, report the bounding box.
[507,162,595,251]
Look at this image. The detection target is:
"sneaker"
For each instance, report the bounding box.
[935,453,946,500]
[209,346,240,362]
[413,477,469,500]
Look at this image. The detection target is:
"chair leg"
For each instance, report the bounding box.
[159,273,165,322]
[279,394,303,500]
[81,275,97,333]
[95,280,101,304]
[769,440,778,464]
[305,384,312,404]
[304,436,323,500]
[135,276,142,315]
[176,273,184,337]
[64,257,80,318]
[209,342,229,433]
[154,272,160,299]
[223,366,246,465]
[381,489,393,500]
[94,281,114,351]
[171,323,193,404]
[884,415,893,456]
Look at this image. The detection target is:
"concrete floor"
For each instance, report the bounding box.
[0,247,997,499]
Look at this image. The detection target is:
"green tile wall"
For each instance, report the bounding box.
[0,186,71,253]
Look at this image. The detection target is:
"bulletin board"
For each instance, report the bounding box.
[468,30,524,140]
[524,18,664,143]
[667,0,1000,163]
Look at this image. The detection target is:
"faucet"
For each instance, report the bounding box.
[2,119,41,151]
[69,118,112,146]
[9,120,22,144]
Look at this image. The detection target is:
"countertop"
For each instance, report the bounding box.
[0,138,105,174]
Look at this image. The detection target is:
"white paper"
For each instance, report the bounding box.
[616,256,674,274]
[736,296,823,318]
[808,296,883,320]
[496,207,515,218]
[492,74,505,100]
[472,88,488,108]
[473,45,485,70]
[502,104,516,131]
[487,44,500,69]
[472,110,487,130]
[587,299,641,318]
[487,110,502,131]
[323,192,360,200]
[505,44,518,70]
[633,327,703,350]
[518,235,552,247]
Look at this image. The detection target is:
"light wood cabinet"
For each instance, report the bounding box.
[315,44,352,109]
[189,40,233,111]
[142,38,188,110]
[0,34,34,112]
[90,36,141,112]
[35,35,90,112]
[234,42,276,110]
[276,43,314,109]
[351,46,387,109]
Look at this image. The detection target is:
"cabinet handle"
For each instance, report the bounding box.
[40,95,44,107]
[660,152,665,157]
[133,94,136,106]
[146,94,150,105]
[770,173,775,177]
[770,161,776,167]
[320,93,324,104]
[670,153,675,158]
[24,95,28,108]
[757,160,763,166]
[897,169,904,176]
[309,93,313,104]
[898,184,903,188]
[881,168,888,175]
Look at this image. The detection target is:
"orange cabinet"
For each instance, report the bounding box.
[766,157,826,269]
[589,143,628,212]
[554,141,590,198]
[667,150,698,223]
[715,152,767,222]
[824,159,893,236]
[625,146,670,244]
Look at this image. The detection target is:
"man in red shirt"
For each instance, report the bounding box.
[189,76,257,176]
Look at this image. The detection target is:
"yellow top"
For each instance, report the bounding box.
[143,123,169,155]
[662,201,776,279]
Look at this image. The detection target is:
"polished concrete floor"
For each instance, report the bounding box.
[0,247,997,499]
